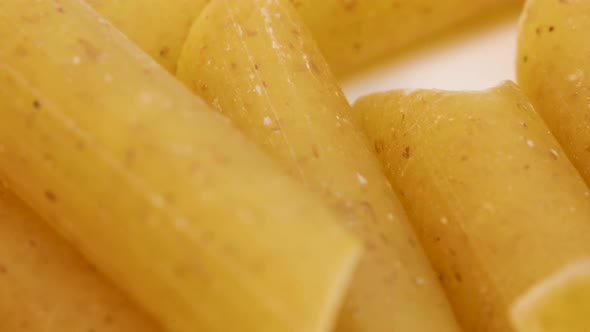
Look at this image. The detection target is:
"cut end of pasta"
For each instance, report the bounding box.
[510,260,590,332]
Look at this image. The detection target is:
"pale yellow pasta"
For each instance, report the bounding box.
[177,1,462,331]
[0,1,361,332]
[353,82,590,331]
[86,0,209,72]
[518,0,590,186]
[291,0,522,75]
[0,185,161,332]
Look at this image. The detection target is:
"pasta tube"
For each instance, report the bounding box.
[0,185,160,332]
[517,0,590,186]
[0,1,361,332]
[86,0,208,72]
[291,0,522,75]
[353,82,590,331]
[88,0,521,75]
[177,1,461,331]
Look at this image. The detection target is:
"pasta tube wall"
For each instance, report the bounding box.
[0,1,361,332]
[353,82,590,331]
[86,0,209,72]
[0,185,161,332]
[517,0,590,186]
[177,1,462,331]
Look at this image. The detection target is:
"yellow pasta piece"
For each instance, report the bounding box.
[291,0,522,75]
[0,1,361,332]
[511,260,590,332]
[85,0,209,72]
[353,82,590,331]
[0,185,161,332]
[177,1,461,331]
[517,0,590,186]
[88,0,520,76]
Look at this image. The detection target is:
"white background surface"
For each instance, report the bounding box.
[341,7,522,103]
